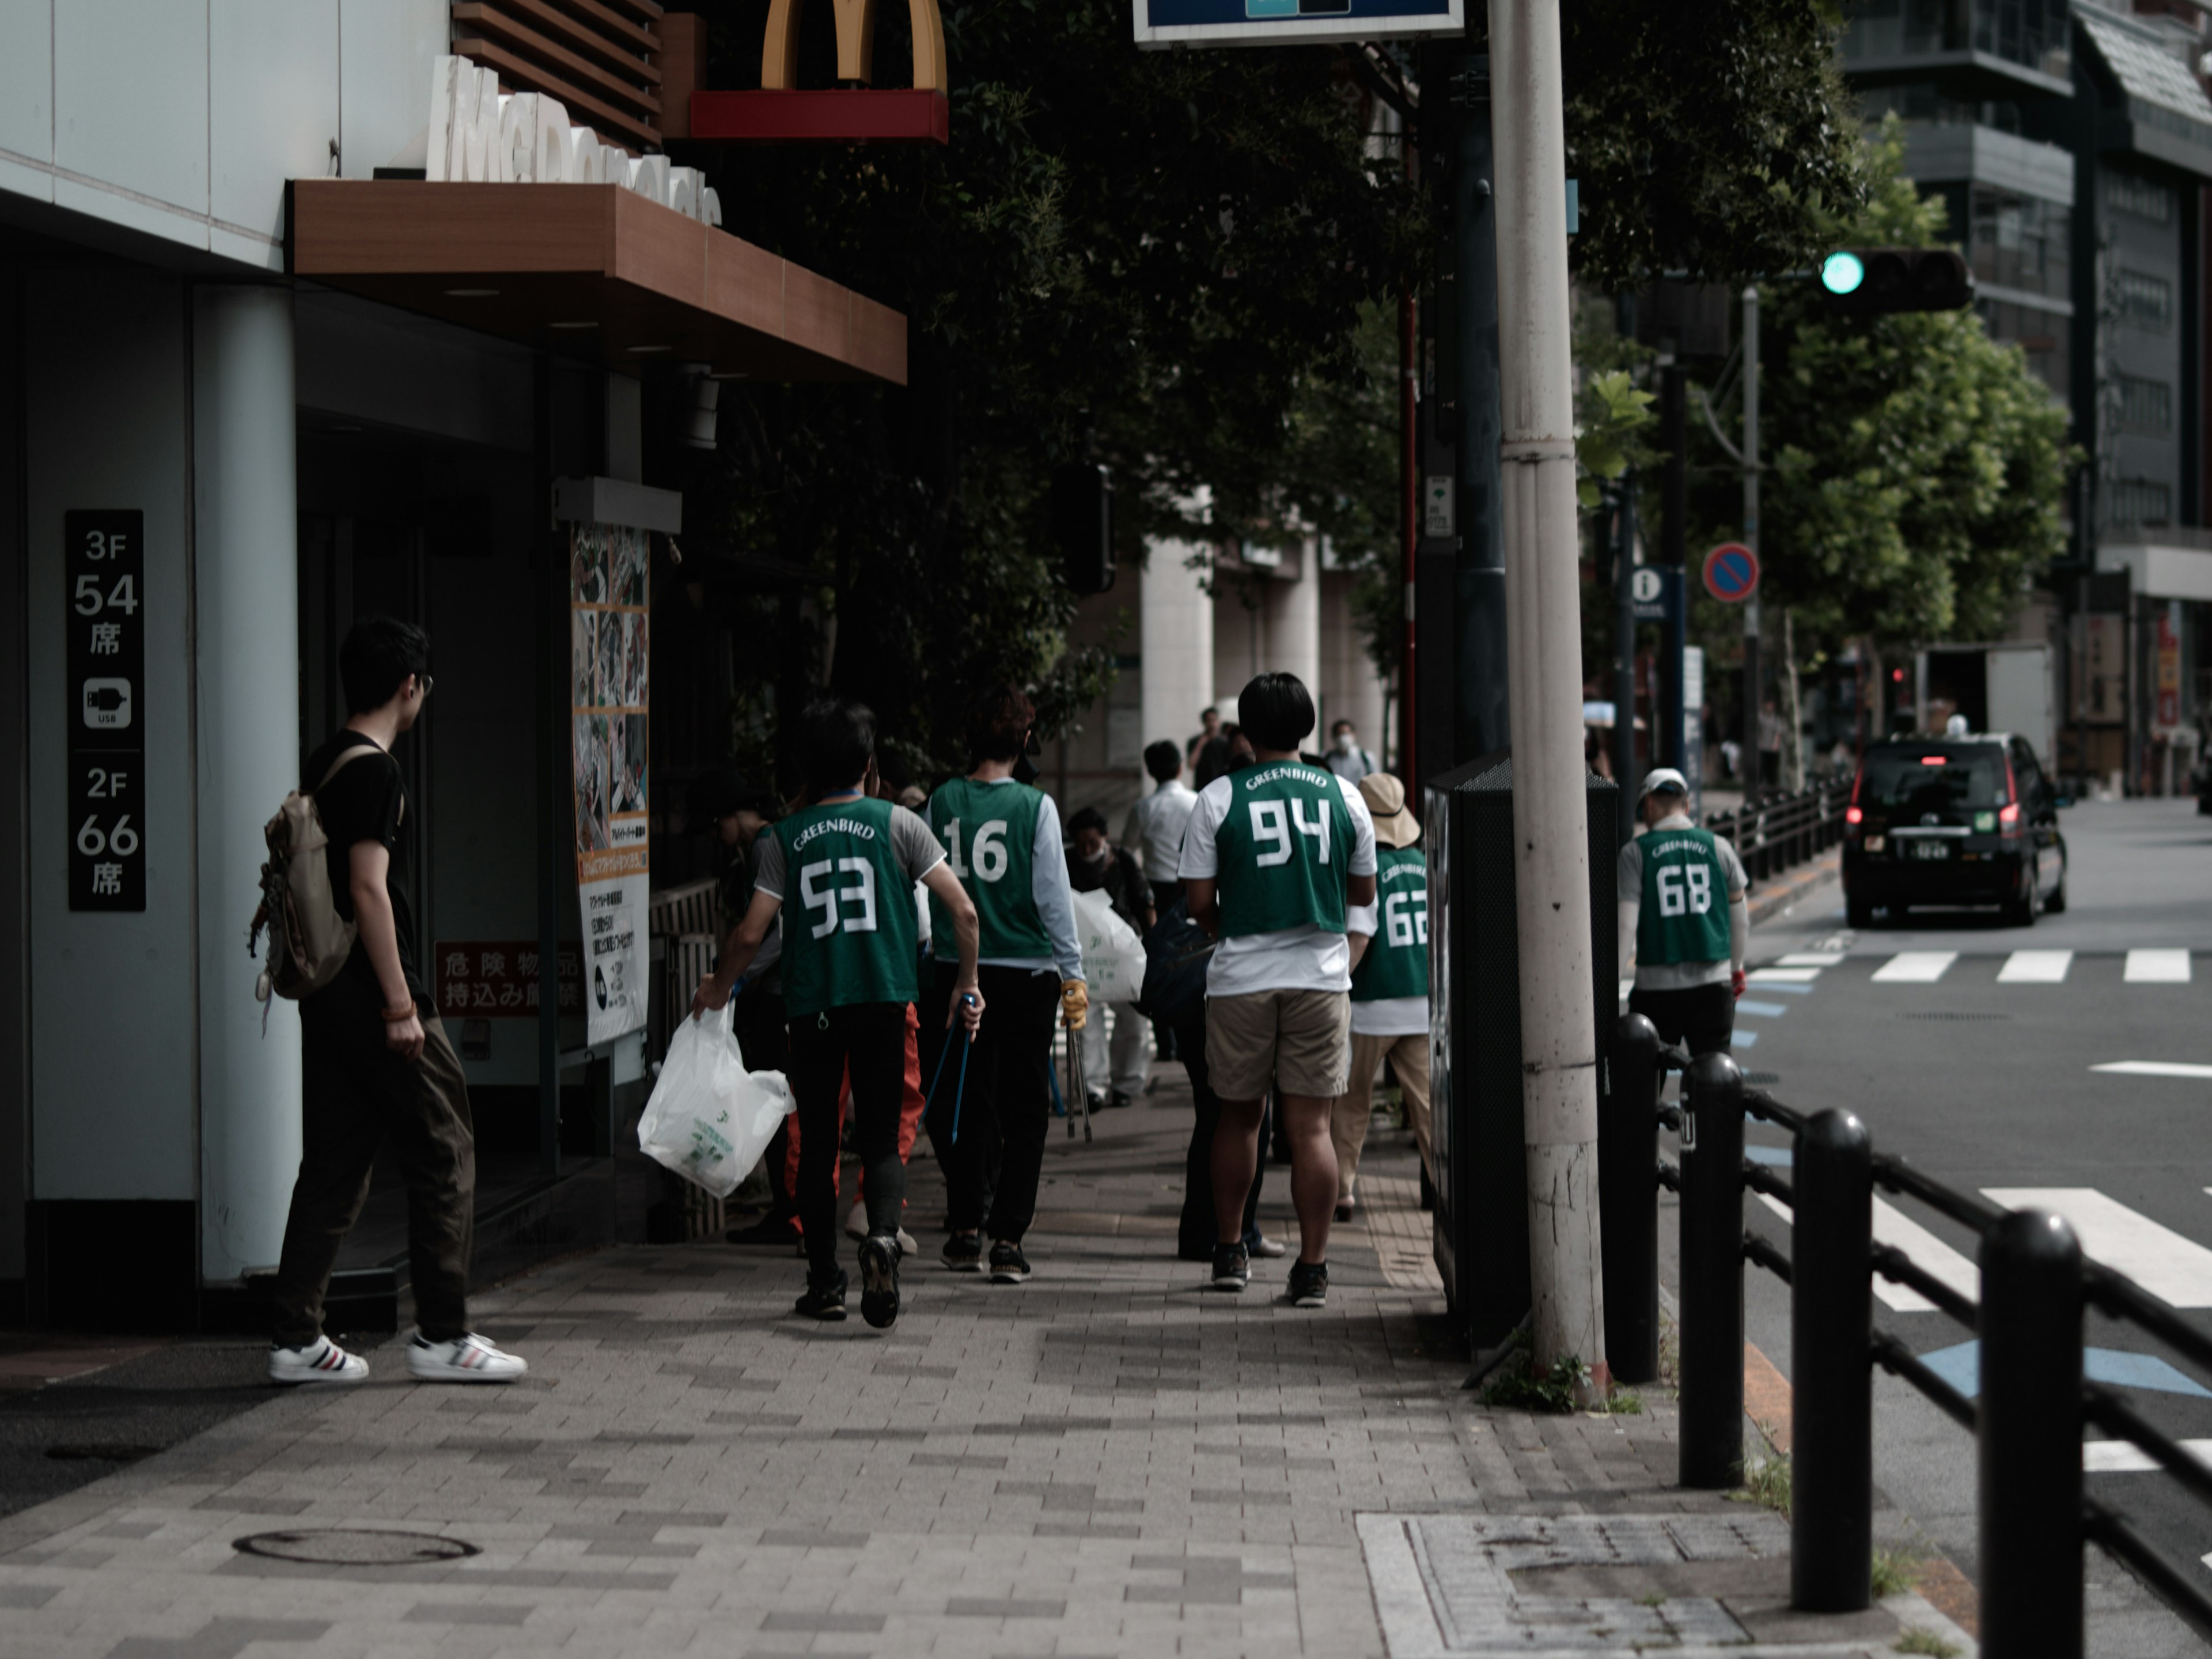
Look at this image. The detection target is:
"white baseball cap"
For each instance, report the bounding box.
[1637,767,1688,803]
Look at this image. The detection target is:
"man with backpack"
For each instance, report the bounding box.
[920,685,1086,1285]
[267,617,527,1385]
[1178,672,1377,1308]
[693,699,982,1328]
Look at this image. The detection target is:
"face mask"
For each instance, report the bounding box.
[1084,844,1109,866]
[1335,733,1355,753]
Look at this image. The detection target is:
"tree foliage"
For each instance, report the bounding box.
[1750,130,2075,649]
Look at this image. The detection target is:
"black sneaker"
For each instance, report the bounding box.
[1211,1243,1250,1292]
[1287,1260,1328,1308]
[858,1234,902,1330]
[941,1232,983,1272]
[988,1241,1032,1284]
[796,1269,847,1321]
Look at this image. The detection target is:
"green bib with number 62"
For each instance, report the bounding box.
[1637,827,1731,966]
[1213,763,1352,938]
[1353,846,1429,1002]
[925,777,1050,960]
[771,797,919,1018]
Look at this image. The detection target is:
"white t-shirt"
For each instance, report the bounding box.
[1177,768,1378,997]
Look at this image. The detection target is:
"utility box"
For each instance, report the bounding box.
[1423,750,1620,1351]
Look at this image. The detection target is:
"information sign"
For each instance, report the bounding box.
[1134,0,1463,50]
[65,510,146,912]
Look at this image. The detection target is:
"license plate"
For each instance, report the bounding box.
[1907,840,1951,861]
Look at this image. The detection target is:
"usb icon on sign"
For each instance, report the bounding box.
[82,679,133,730]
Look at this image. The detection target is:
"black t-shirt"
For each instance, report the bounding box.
[302,731,423,998]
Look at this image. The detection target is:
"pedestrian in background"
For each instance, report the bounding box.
[1323,719,1377,784]
[1067,806,1153,1109]
[1179,672,1377,1308]
[1330,773,1433,1221]
[1185,704,1222,768]
[270,617,526,1385]
[1618,767,1747,1058]
[1123,740,1198,919]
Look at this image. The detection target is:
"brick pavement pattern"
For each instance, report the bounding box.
[0,1079,1965,1656]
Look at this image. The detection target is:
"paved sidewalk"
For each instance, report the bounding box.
[0,1073,1974,1657]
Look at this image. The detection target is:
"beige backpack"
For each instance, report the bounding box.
[249,744,402,1004]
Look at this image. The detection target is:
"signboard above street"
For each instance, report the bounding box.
[1134,0,1463,49]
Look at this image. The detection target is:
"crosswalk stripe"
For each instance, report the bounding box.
[1749,967,1823,984]
[1736,1000,1791,1018]
[2126,949,2193,984]
[1872,952,1958,983]
[2086,1440,2212,1474]
[1998,950,2073,983]
[1983,1188,2212,1309]
[1776,952,1846,968]
[2097,1062,2212,1080]
[1753,1192,1979,1313]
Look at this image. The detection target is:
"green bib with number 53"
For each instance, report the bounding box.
[771,797,919,1018]
[1213,763,1352,938]
[925,777,1050,960]
[1637,826,1731,967]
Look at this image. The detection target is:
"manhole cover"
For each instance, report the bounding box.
[234,1529,479,1566]
[1897,1011,2010,1021]
[46,1444,158,1463]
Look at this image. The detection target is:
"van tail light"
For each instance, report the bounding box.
[1999,801,2021,834]
[1844,805,1864,839]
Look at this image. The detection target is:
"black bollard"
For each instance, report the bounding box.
[1791,1109,1872,1612]
[1677,1050,1745,1488]
[1980,1208,2083,1658]
[1601,1014,1664,1384]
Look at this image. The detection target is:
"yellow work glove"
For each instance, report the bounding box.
[1060,979,1089,1031]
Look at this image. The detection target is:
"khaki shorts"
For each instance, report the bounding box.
[1205,988,1352,1100]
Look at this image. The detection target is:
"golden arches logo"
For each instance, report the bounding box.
[762,0,947,94]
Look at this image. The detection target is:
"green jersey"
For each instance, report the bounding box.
[926,776,1051,960]
[768,797,922,1018]
[1636,825,1732,967]
[1211,762,1354,938]
[1353,846,1430,1002]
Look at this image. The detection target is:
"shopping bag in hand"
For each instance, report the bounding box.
[636,1002,793,1198]
[1069,887,1147,1003]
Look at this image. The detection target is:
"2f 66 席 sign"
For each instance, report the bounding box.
[1133,0,1463,49]
[65,510,146,912]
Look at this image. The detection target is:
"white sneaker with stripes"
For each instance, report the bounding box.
[268,1335,369,1386]
[406,1331,528,1384]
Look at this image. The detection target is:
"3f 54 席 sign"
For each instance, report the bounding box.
[1134,0,1463,49]
[65,510,145,912]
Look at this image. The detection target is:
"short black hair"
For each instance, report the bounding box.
[1200,705,1218,719]
[1237,672,1316,752]
[1192,736,1234,790]
[965,683,1037,763]
[339,616,430,714]
[1143,740,1181,783]
[796,697,876,797]
[1331,718,1355,734]
[1069,806,1108,836]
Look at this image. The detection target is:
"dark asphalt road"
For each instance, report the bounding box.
[1720,797,2212,1654]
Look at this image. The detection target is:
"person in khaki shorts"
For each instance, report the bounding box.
[1178,673,1377,1308]
[1331,773,1433,1222]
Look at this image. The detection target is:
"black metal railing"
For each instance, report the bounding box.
[1602,1014,2212,1654]
[1706,780,1850,882]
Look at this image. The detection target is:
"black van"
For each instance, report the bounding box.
[1841,734,2068,927]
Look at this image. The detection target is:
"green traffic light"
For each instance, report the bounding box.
[1821,251,1865,296]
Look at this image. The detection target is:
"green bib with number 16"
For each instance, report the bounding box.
[771,797,920,1018]
[1637,826,1731,966]
[1213,763,1353,938]
[925,777,1050,960]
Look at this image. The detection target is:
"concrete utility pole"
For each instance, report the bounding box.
[1741,285,1762,794]
[1490,0,1607,1391]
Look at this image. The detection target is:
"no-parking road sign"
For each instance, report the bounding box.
[1703,543,1760,604]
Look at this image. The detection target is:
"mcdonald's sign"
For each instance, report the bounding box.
[690,0,951,146]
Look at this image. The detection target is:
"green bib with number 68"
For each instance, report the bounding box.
[1637,826,1731,966]
[770,797,919,1018]
[925,777,1050,960]
[1213,763,1353,938]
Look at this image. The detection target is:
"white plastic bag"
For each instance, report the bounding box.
[636,1002,793,1198]
[1070,888,1147,1003]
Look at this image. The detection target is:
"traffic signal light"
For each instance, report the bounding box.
[1051,463,1115,593]
[1817,248,1974,317]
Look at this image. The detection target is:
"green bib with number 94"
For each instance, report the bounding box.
[1213,763,1353,938]
[771,797,919,1018]
[925,777,1050,960]
[1637,826,1731,967]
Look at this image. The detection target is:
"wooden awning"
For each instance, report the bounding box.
[287,180,904,385]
